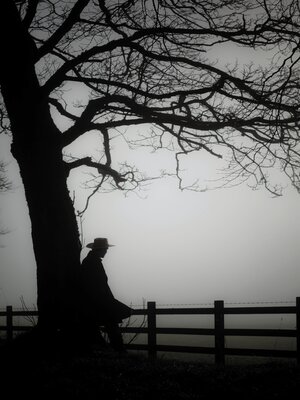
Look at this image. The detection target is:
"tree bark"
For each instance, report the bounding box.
[0,1,82,331]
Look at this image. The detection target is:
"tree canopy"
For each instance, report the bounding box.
[2,0,300,201]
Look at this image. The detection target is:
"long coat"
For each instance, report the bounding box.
[79,251,132,325]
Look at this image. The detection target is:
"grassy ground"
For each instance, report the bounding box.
[1,338,299,400]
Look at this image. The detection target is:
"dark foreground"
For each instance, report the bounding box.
[0,337,299,399]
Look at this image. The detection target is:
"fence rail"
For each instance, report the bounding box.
[1,298,299,364]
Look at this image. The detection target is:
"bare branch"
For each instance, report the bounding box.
[4,0,300,199]
[64,156,126,186]
[36,0,91,61]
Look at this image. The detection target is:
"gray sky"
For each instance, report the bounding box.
[0,130,300,309]
[0,21,299,309]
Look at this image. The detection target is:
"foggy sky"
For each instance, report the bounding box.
[0,131,300,309]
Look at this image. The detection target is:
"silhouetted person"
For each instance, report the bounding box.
[79,237,132,353]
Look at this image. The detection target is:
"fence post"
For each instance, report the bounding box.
[6,305,13,342]
[296,297,300,365]
[147,301,157,359]
[214,300,225,365]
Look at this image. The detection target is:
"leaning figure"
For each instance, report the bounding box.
[79,237,132,353]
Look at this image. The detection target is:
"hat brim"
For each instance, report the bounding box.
[86,243,115,249]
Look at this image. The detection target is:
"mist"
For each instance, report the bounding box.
[0,132,299,310]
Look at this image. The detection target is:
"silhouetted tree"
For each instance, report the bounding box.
[0,0,299,333]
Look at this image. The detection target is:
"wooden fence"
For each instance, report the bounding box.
[1,298,299,364]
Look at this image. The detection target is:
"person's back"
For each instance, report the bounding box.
[81,250,113,313]
[79,237,130,353]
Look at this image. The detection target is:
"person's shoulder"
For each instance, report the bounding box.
[81,251,93,264]
[82,251,102,267]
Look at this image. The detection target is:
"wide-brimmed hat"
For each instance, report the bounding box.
[86,238,115,249]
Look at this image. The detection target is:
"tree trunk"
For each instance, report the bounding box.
[11,124,82,331]
[0,1,82,331]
